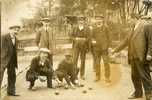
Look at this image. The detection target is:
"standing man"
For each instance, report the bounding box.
[1,25,20,96]
[91,15,111,83]
[35,22,43,46]
[35,18,55,66]
[72,16,90,80]
[112,18,152,99]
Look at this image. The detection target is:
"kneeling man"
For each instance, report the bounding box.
[26,48,53,90]
[55,52,79,88]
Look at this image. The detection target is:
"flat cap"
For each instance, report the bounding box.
[65,52,72,57]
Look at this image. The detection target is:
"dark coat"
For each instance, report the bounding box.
[91,26,110,51]
[114,20,149,63]
[29,56,53,74]
[71,26,91,50]
[56,60,75,76]
[1,33,18,69]
[144,21,152,57]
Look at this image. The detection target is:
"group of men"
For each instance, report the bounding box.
[1,13,152,100]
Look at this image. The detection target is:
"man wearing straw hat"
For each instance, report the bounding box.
[26,48,53,90]
[1,25,21,96]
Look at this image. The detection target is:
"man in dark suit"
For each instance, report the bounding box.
[112,18,152,99]
[72,16,90,80]
[144,17,152,100]
[26,48,53,90]
[91,15,111,83]
[1,25,20,96]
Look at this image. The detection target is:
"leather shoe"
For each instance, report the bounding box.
[7,93,20,96]
[146,93,152,100]
[128,93,142,99]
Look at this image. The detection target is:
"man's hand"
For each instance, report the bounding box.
[147,55,152,61]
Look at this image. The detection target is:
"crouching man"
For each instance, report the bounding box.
[55,52,79,89]
[26,48,53,90]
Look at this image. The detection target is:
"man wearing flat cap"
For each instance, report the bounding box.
[26,48,53,90]
[55,52,79,88]
[72,16,91,80]
[35,17,55,66]
[1,25,20,96]
[91,15,111,83]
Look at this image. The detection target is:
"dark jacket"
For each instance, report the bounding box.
[114,20,148,63]
[30,56,53,74]
[71,26,91,50]
[144,21,152,57]
[1,33,18,69]
[91,26,110,51]
[56,60,75,76]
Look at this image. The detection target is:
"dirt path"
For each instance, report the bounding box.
[1,55,147,100]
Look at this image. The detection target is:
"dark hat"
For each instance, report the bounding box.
[9,25,21,29]
[40,17,50,22]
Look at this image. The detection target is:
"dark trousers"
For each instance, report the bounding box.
[130,59,152,96]
[73,47,86,77]
[29,71,53,88]
[0,65,16,94]
[93,50,110,79]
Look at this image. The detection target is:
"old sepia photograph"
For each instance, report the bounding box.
[1,0,152,100]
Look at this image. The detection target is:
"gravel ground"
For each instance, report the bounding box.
[1,54,148,100]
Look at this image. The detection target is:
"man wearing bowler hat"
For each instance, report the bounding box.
[1,25,21,96]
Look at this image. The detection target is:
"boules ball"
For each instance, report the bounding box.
[54,91,60,95]
[82,90,87,94]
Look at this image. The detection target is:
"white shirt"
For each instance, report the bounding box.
[10,34,16,45]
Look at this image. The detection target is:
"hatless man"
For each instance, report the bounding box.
[1,25,20,96]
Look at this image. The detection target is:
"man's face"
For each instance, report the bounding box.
[40,52,49,61]
[10,27,20,35]
[78,21,84,26]
[65,56,73,63]
[43,22,50,27]
[96,19,104,27]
